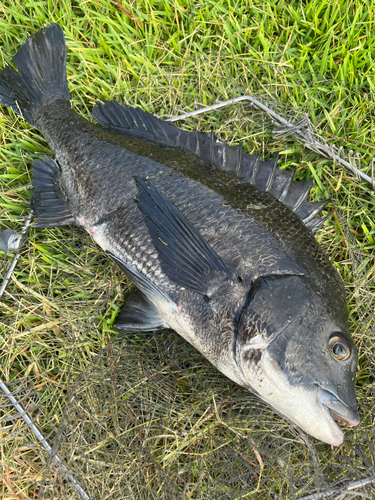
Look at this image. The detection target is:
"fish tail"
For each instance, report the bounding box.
[0,24,70,128]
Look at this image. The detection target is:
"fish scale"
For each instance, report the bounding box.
[0,23,359,446]
[39,99,312,290]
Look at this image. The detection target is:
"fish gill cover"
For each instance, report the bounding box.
[0,5,374,500]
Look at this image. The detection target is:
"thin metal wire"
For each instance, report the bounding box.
[0,378,91,500]
[166,95,375,189]
[0,210,91,499]
[167,97,374,499]
[3,95,372,299]
[297,476,375,500]
[0,211,33,299]
[0,96,372,499]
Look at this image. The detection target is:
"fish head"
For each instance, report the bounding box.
[235,274,359,446]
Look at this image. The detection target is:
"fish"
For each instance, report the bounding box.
[0,24,359,446]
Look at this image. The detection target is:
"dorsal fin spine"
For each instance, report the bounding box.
[195,130,200,156]
[210,131,216,166]
[292,179,314,212]
[279,170,295,202]
[235,143,243,177]
[307,213,331,233]
[148,116,157,137]
[249,157,260,184]
[138,112,146,130]
[301,200,329,224]
[222,140,227,171]
[265,154,279,192]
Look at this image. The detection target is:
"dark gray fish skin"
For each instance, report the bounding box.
[0,24,359,446]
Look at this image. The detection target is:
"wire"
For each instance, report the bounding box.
[166,95,375,189]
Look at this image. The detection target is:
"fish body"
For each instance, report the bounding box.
[0,24,359,446]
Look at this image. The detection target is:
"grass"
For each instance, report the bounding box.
[0,0,375,498]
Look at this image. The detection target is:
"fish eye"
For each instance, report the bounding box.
[329,335,350,361]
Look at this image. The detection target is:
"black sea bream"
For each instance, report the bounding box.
[0,24,360,446]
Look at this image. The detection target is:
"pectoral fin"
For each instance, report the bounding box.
[136,178,237,295]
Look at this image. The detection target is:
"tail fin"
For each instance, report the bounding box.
[0,24,70,127]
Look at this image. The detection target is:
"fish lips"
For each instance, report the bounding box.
[259,357,359,446]
[317,385,360,432]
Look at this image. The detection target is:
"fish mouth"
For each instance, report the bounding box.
[252,349,359,446]
[329,409,358,427]
[317,386,360,438]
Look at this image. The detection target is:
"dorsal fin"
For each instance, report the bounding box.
[93,100,329,233]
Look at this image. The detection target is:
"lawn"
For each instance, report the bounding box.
[0,1,375,498]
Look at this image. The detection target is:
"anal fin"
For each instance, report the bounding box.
[115,290,168,332]
[30,156,76,228]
